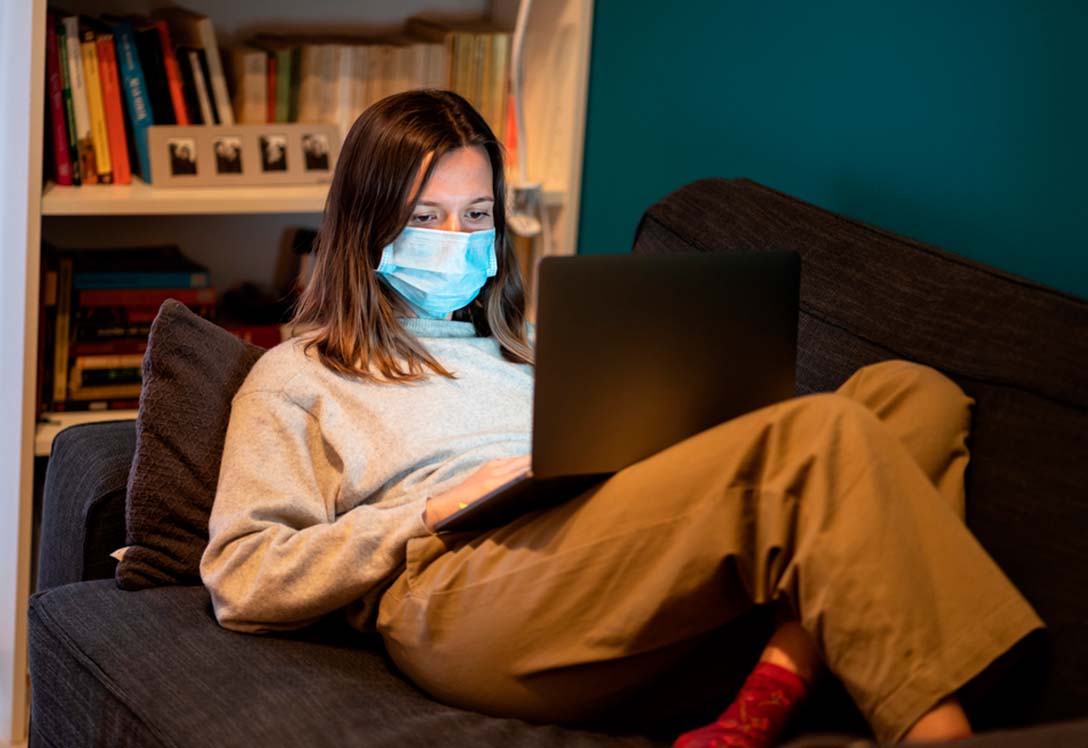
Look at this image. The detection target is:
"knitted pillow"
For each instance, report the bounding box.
[115,300,266,589]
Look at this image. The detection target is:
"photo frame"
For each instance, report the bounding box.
[147,123,341,187]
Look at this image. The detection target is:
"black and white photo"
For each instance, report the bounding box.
[214,136,243,174]
[259,134,288,172]
[168,138,197,176]
[301,132,331,171]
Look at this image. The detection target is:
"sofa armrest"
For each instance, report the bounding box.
[37,420,136,591]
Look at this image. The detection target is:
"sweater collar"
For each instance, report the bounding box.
[399,317,478,338]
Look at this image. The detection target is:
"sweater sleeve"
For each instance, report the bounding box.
[200,388,432,634]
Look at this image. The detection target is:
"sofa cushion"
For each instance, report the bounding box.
[116,300,266,589]
[27,582,654,748]
[631,177,1088,725]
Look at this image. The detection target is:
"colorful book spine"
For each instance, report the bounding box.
[56,23,82,185]
[62,16,96,184]
[96,35,131,185]
[153,19,189,125]
[111,21,154,181]
[45,12,74,186]
[80,28,113,184]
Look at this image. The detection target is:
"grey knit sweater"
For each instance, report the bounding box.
[200,318,533,634]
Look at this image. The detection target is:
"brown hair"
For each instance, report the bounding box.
[290,89,533,382]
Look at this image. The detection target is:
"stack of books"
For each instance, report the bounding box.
[38,244,216,416]
[44,7,514,187]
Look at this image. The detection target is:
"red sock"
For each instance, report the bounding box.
[673,662,809,748]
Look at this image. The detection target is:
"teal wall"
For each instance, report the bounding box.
[577,1,1088,299]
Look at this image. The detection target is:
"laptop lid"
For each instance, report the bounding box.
[530,251,800,479]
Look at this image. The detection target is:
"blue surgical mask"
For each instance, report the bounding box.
[376,226,498,319]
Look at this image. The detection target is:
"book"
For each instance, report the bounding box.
[73,308,152,340]
[80,25,113,184]
[62,16,96,183]
[230,46,268,124]
[56,22,82,184]
[180,48,214,124]
[334,43,356,139]
[52,256,74,406]
[96,34,132,184]
[156,7,234,125]
[71,245,210,290]
[72,338,148,356]
[219,322,283,349]
[297,43,338,124]
[77,287,217,308]
[36,250,59,418]
[152,19,190,125]
[406,17,511,140]
[266,53,277,123]
[70,354,144,393]
[45,11,74,186]
[50,398,141,413]
[176,47,204,124]
[68,381,143,401]
[109,20,154,180]
[132,19,176,124]
[250,36,298,124]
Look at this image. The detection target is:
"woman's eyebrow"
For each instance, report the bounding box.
[416,196,495,207]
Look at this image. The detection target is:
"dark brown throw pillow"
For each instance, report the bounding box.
[116,300,266,589]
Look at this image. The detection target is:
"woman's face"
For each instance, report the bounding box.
[408,145,495,233]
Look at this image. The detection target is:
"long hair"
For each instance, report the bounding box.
[290,89,534,382]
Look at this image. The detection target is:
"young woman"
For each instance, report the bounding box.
[201,90,1043,747]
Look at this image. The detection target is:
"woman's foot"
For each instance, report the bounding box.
[673,623,822,748]
[672,661,809,748]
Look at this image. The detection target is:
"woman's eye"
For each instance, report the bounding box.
[467,211,491,221]
[411,214,435,224]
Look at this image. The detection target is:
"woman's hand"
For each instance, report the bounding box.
[423,455,531,531]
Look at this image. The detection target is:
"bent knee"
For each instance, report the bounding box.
[784,392,884,434]
[844,360,973,416]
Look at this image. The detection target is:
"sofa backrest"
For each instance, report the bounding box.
[632,177,1088,724]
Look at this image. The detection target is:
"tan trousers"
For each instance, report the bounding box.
[377,361,1043,744]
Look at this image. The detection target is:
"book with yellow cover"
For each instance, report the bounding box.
[80,26,113,184]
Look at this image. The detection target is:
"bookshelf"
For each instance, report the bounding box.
[3,0,594,743]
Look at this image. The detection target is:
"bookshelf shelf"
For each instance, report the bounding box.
[42,179,328,215]
[34,410,139,457]
[42,180,566,216]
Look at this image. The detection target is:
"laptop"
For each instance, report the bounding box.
[433,250,800,533]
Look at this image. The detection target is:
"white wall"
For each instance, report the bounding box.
[0,0,42,742]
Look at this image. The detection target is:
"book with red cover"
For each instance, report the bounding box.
[152,18,190,125]
[46,11,74,185]
[96,34,132,184]
[77,287,217,308]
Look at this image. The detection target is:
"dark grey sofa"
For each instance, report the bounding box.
[28,178,1088,747]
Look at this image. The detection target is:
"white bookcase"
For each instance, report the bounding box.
[1,0,593,743]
